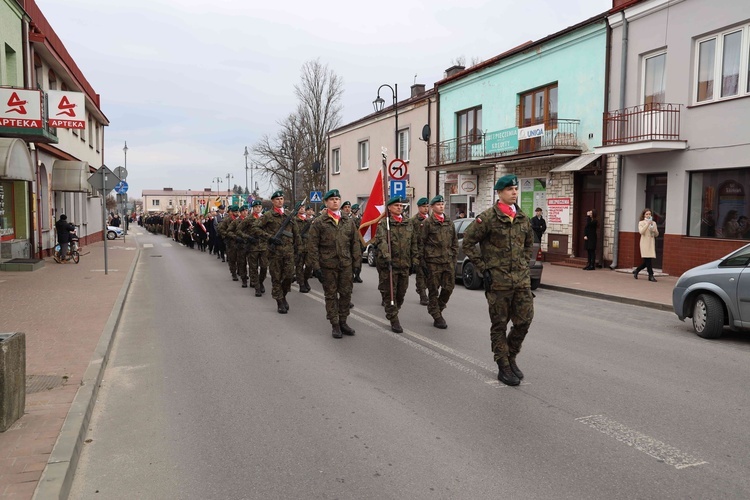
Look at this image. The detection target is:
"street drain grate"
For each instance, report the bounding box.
[26,375,66,394]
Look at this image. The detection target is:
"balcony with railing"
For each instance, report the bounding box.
[596,103,686,155]
[427,134,486,169]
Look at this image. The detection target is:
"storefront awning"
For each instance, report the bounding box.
[548,153,602,173]
[0,138,34,182]
[51,160,90,192]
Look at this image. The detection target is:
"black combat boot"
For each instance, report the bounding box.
[390,319,403,334]
[340,322,355,336]
[282,297,290,312]
[232,274,239,282]
[241,279,248,288]
[433,315,447,329]
[277,300,287,314]
[508,356,524,380]
[259,283,265,293]
[419,291,429,306]
[497,358,520,386]
[299,282,309,293]
[255,288,262,297]
[332,325,343,339]
[648,275,657,282]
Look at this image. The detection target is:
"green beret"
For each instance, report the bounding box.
[352,204,360,211]
[342,200,351,207]
[416,197,429,207]
[430,195,445,204]
[387,196,405,206]
[323,189,340,200]
[494,174,519,191]
[271,190,284,199]
[229,205,239,212]
[251,200,262,207]
[240,205,249,211]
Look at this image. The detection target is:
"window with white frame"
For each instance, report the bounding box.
[398,129,410,161]
[332,148,340,175]
[152,199,160,206]
[358,140,369,170]
[695,25,750,103]
[643,51,666,106]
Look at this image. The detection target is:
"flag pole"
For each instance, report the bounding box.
[382,149,394,306]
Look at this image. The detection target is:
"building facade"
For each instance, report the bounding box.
[597,0,750,275]
[142,188,228,214]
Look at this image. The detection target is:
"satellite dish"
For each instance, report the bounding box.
[312,160,321,173]
[421,124,431,142]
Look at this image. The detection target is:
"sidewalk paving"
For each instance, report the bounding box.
[0,232,675,499]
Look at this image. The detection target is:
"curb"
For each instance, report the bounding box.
[33,247,141,500]
[539,283,673,312]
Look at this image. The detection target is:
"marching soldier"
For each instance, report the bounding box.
[373,196,419,333]
[218,205,241,281]
[341,200,352,220]
[252,191,301,314]
[229,205,250,287]
[213,204,227,262]
[411,197,430,305]
[462,174,534,386]
[307,189,362,338]
[421,195,458,329]
[351,204,361,227]
[238,200,268,297]
[295,205,313,293]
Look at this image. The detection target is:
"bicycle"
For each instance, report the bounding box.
[54,225,81,264]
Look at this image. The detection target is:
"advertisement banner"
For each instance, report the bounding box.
[47,90,86,129]
[0,89,42,128]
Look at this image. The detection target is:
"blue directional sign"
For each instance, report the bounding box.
[389,180,406,199]
[310,190,323,203]
[114,181,129,194]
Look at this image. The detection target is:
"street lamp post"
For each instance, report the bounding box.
[122,141,129,234]
[244,146,249,196]
[373,84,399,159]
[226,173,234,205]
[212,176,223,204]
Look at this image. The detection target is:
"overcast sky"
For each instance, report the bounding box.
[36,0,612,200]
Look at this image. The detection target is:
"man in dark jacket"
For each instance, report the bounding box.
[531,207,546,243]
[55,214,76,262]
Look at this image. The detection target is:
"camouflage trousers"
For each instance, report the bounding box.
[320,265,354,326]
[268,251,294,300]
[425,262,455,318]
[485,288,534,362]
[414,266,426,295]
[378,267,409,321]
[247,250,268,289]
[295,251,312,285]
[226,243,247,280]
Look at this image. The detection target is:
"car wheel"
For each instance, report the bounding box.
[462,261,483,289]
[107,230,117,240]
[692,293,724,339]
[367,248,376,267]
[531,278,540,290]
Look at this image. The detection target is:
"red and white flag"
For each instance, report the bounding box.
[359,171,385,245]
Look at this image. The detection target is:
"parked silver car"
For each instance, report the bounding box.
[672,242,750,339]
[454,217,543,290]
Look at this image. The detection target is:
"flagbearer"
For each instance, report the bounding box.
[307,189,362,338]
[373,196,419,333]
[411,197,430,305]
[421,195,458,329]
[253,191,301,314]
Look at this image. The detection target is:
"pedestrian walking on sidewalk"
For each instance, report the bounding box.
[462,174,534,386]
[633,208,659,282]
[583,209,598,270]
[55,214,76,262]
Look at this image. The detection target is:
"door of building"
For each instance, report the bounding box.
[575,174,603,262]
[645,173,667,269]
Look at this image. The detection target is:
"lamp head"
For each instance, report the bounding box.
[373,95,385,112]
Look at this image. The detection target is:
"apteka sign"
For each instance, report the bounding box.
[0,89,42,128]
[47,91,86,129]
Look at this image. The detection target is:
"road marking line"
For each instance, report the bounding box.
[91,269,120,272]
[304,289,503,387]
[143,244,154,248]
[575,414,708,469]
[161,243,172,247]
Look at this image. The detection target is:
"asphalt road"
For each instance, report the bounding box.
[69,229,750,499]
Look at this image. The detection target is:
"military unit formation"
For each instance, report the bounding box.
[141,174,534,386]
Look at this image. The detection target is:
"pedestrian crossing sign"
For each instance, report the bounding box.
[310,191,323,203]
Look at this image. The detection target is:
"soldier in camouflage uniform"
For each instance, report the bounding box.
[229,205,250,287]
[295,205,313,293]
[462,174,534,386]
[252,191,301,314]
[410,197,430,306]
[421,195,458,329]
[374,196,420,333]
[238,200,268,297]
[213,205,227,262]
[341,200,352,220]
[307,189,362,338]
[218,205,241,282]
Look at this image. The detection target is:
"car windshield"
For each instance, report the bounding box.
[719,244,750,267]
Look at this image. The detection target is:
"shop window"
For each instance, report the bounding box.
[0,181,15,241]
[689,167,750,239]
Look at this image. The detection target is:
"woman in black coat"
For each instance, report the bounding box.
[583,209,598,270]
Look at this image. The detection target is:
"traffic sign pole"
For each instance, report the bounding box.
[102,167,108,275]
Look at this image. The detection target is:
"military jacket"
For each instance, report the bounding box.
[306,212,362,270]
[373,216,419,271]
[295,216,313,253]
[217,214,237,240]
[227,216,245,243]
[237,214,267,252]
[251,208,301,256]
[421,214,458,265]
[462,204,533,290]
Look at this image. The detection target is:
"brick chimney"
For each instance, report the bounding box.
[444,65,465,78]
[411,84,426,98]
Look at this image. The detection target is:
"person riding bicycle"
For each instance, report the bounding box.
[55,214,76,262]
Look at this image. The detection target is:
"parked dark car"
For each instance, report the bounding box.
[453,217,543,290]
[672,242,750,339]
